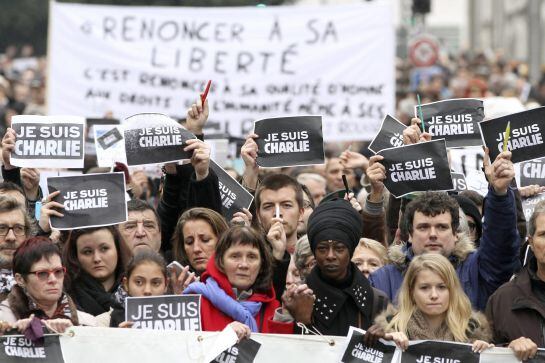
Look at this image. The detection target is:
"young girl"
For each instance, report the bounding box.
[376,254,493,353]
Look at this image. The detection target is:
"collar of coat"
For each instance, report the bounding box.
[510,262,545,319]
[388,233,476,270]
[306,262,374,328]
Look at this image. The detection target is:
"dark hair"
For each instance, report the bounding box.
[214,226,273,293]
[63,226,130,288]
[126,249,167,280]
[172,207,229,267]
[13,237,61,276]
[0,182,25,196]
[126,199,161,228]
[0,196,31,235]
[404,192,460,235]
[255,174,304,210]
[459,190,484,209]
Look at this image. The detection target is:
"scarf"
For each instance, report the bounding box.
[183,277,262,332]
[27,291,74,322]
[71,273,117,315]
[0,269,15,295]
[406,309,455,341]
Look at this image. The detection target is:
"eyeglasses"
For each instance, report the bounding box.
[28,267,66,281]
[303,200,313,209]
[0,224,26,237]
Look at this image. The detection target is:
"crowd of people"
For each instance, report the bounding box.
[0,43,545,362]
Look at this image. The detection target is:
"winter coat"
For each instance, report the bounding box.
[196,257,293,334]
[375,304,492,343]
[486,257,545,347]
[369,187,520,311]
[305,262,388,336]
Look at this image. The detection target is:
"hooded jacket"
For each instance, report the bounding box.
[369,188,520,311]
[197,257,293,334]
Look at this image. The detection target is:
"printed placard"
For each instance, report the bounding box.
[254,116,325,168]
[94,125,126,167]
[10,115,85,168]
[125,294,201,331]
[0,335,65,363]
[47,172,127,230]
[341,327,396,363]
[210,160,254,220]
[522,193,545,223]
[85,117,120,156]
[527,349,545,362]
[416,98,484,148]
[123,113,196,166]
[518,158,545,187]
[401,341,479,363]
[378,139,453,198]
[479,106,545,164]
[451,172,468,192]
[212,339,261,363]
[368,114,407,153]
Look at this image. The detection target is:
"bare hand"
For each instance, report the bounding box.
[345,192,361,212]
[43,318,73,333]
[186,98,209,135]
[1,128,16,170]
[184,139,211,181]
[170,265,199,295]
[11,314,35,333]
[384,331,409,351]
[39,191,65,233]
[229,321,251,342]
[471,340,494,353]
[118,321,134,329]
[266,218,287,260]
[230,208,252,227]
[403,118,432,145]
[508,337,538,361]
[366,155,386,201]
[282,283,314,325]
[339,150,369,170]
[363,324,385,347]
[519,185,545,198]
[483,147,514,195]
[20,168,40,201]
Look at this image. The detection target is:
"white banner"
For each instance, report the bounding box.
[48,1,395,141]
[52,327,527,363]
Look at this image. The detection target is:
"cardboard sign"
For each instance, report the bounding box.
[47,172,127,230]
[368,114,406,153]
[401,341,479,363]
[85,117,120,156]
[341,327,396,363]
[209,160,254,220]
[0,335,65,363]
[416,98,484,148]
[125,295,201,331]
[94,125,125,167]
[254,116,325,168]
[518,158,545,187]
[522,193,545,223]
[10,115,85,168]
[123,113,196,166]
[378,139,453,198]
[479,107,545,164]
[212,339,261,363]
[451,172,468,192]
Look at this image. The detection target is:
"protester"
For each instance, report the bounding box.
[118,199,162,254]
[0,181,26,209]
[0,237,96,333]
[183,226,299,337]
[325,157,358,193]
[452,194,482,244]
[62,226,131,316]
[375,254,493,353]
[485,200,545,361]
[352,238,388,278]
[285,199,388,336]
[296,173,327,206]
[297,184,315,238]
[293,235,315,281]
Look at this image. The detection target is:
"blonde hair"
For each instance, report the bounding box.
[386,254,472,342]
[354,238,388,264]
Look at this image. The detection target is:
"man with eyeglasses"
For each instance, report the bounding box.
[0,196,31,300]
[117,199,162,254]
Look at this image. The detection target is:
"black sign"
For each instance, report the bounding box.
[123,113,196,166]
[479,107,545,164]
[96,127,123,150]
[212,339,261,363]
[125,294,201,331]
[209,160,254,220]
[369,114,407,153]
[416,98,484,148]
[451,172,468,192]
[528,349,545,362]
[11,116,85,168]
[86,118,120,155]
[401,341,479,363]
[522,193,545,223]
[0,335,64,363]
[47,172,127,230]
[378,139,453,198]
[254,116,325,168]
[519,158,545,187]
[341,329,395,363]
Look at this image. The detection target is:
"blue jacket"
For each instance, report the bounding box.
[369,187,520,311]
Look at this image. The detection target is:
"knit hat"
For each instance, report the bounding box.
[307,199,363,256]
[453,195,482,241]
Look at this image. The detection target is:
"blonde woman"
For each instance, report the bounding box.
[375,254,493,353]
[352,238,388,278]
